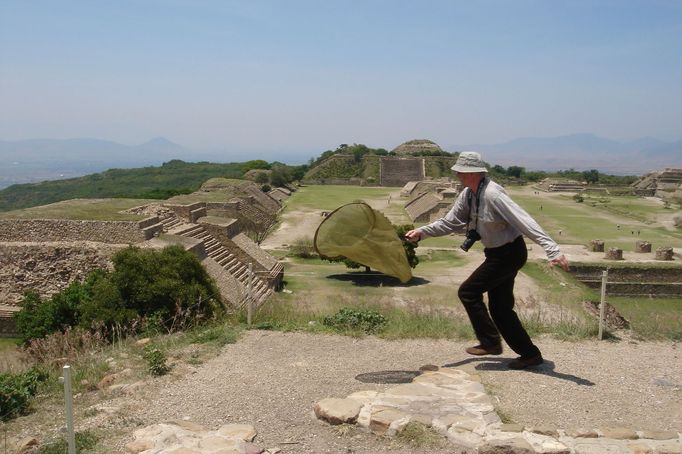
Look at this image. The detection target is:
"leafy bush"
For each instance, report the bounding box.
[323,308,387,334]
[110,245,222,328]
[15,284,85,345]
[0,367,50,421]
[143,346,170,376]
[15,245,222,344]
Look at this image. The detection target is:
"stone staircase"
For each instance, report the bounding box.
[171,224,272,308]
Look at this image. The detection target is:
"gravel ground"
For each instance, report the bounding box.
[115,330,682,453]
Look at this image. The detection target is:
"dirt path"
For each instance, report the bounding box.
[112,330,681,453]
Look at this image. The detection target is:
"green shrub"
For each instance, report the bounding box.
[111,245,222,329]
[143,346,170,376]
[0,367,50,421]
[36,430,99,453]
[191,324,239,346]
[15,283,85,344]
[17,245,223,345]
[322,308,387,334]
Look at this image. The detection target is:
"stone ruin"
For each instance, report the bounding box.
[379,156,425,187]
[631,167,682,198]
[535,178,586,192]
[605,247,624,260]
[404,185,460,223]
[656,247,674,261]
[635,240,652,253]
[0,182,289,334]
[590,239,605,252]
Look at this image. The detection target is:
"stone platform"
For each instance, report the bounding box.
[314,366,681,453]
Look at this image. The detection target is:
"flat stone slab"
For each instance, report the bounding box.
[313,397,362,425]
[125,422,262,454]
[313,365,682,453]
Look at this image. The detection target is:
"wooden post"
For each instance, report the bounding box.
[598,270,608,340]
[247,263,253,326]
[63,365,76,454]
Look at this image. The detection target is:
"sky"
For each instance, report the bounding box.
[1,0,681,158]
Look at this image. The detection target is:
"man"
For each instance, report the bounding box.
[405,152,569,369]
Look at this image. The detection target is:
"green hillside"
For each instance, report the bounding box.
[0,160,246,212]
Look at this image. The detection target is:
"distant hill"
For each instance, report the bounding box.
[449,134,682,174]
[0,137,196,188]
[0,160,247,212]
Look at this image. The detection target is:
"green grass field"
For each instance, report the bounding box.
[285,185,396,211]
[507,189,682,249]
[271,184,681,340]
[0,198,151,221]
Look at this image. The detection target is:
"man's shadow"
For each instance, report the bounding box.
[442,357,595,386]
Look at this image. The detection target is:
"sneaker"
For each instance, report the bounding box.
[508,355,544,370]
[465,344,503,356]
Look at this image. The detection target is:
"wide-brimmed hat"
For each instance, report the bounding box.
[451,151,488,173]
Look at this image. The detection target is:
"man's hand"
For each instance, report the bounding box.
[404,229,422,243]
[550,254,569,272]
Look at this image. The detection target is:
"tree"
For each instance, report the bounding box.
[241,160,271,174]
[270,165,293,187]
[254,172,269,184]
[506,166,525,178]
[582,169,600,184]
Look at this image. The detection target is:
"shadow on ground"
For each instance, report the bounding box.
[326,272,430,287]
[443,357,595,386]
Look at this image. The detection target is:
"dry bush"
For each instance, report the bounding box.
[22,326,109,366]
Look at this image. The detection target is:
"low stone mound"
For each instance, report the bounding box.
[200,178,250,191]
[392,139,443,155]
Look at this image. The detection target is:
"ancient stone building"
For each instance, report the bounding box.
[535,178,586,192]
[0,184,285,331]
[379,157,425,187]
[631,168,682,199]
[404,186,460,222]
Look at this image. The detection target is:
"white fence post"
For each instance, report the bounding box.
[598,270,608,340]
[247,263,254,326]
[63,365,76,454]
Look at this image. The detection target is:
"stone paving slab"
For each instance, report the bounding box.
[314,365,682,453]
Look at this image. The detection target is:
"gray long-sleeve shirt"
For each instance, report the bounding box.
[417,178,562,260]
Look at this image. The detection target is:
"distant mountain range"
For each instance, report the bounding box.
[449,133,682,174]
[1,134,680,189]
[0,137,200,189]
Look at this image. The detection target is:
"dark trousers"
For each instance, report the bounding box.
[457,236,541,358]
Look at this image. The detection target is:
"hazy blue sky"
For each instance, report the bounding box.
[1,0,681,156]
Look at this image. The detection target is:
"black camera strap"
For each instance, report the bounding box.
[466,177,487,232]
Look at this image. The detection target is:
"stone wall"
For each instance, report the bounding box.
[571,264,682,297]
[379,157,424,187]
[0,219,149,244]
[0,243,122,306]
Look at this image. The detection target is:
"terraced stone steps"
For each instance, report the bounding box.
[173,224,272,307]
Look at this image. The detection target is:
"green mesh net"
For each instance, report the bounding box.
[314,202,412,283]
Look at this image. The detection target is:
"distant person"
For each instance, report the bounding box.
[405,152,569,370]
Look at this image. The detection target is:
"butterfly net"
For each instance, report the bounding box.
[314,202,412,283]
